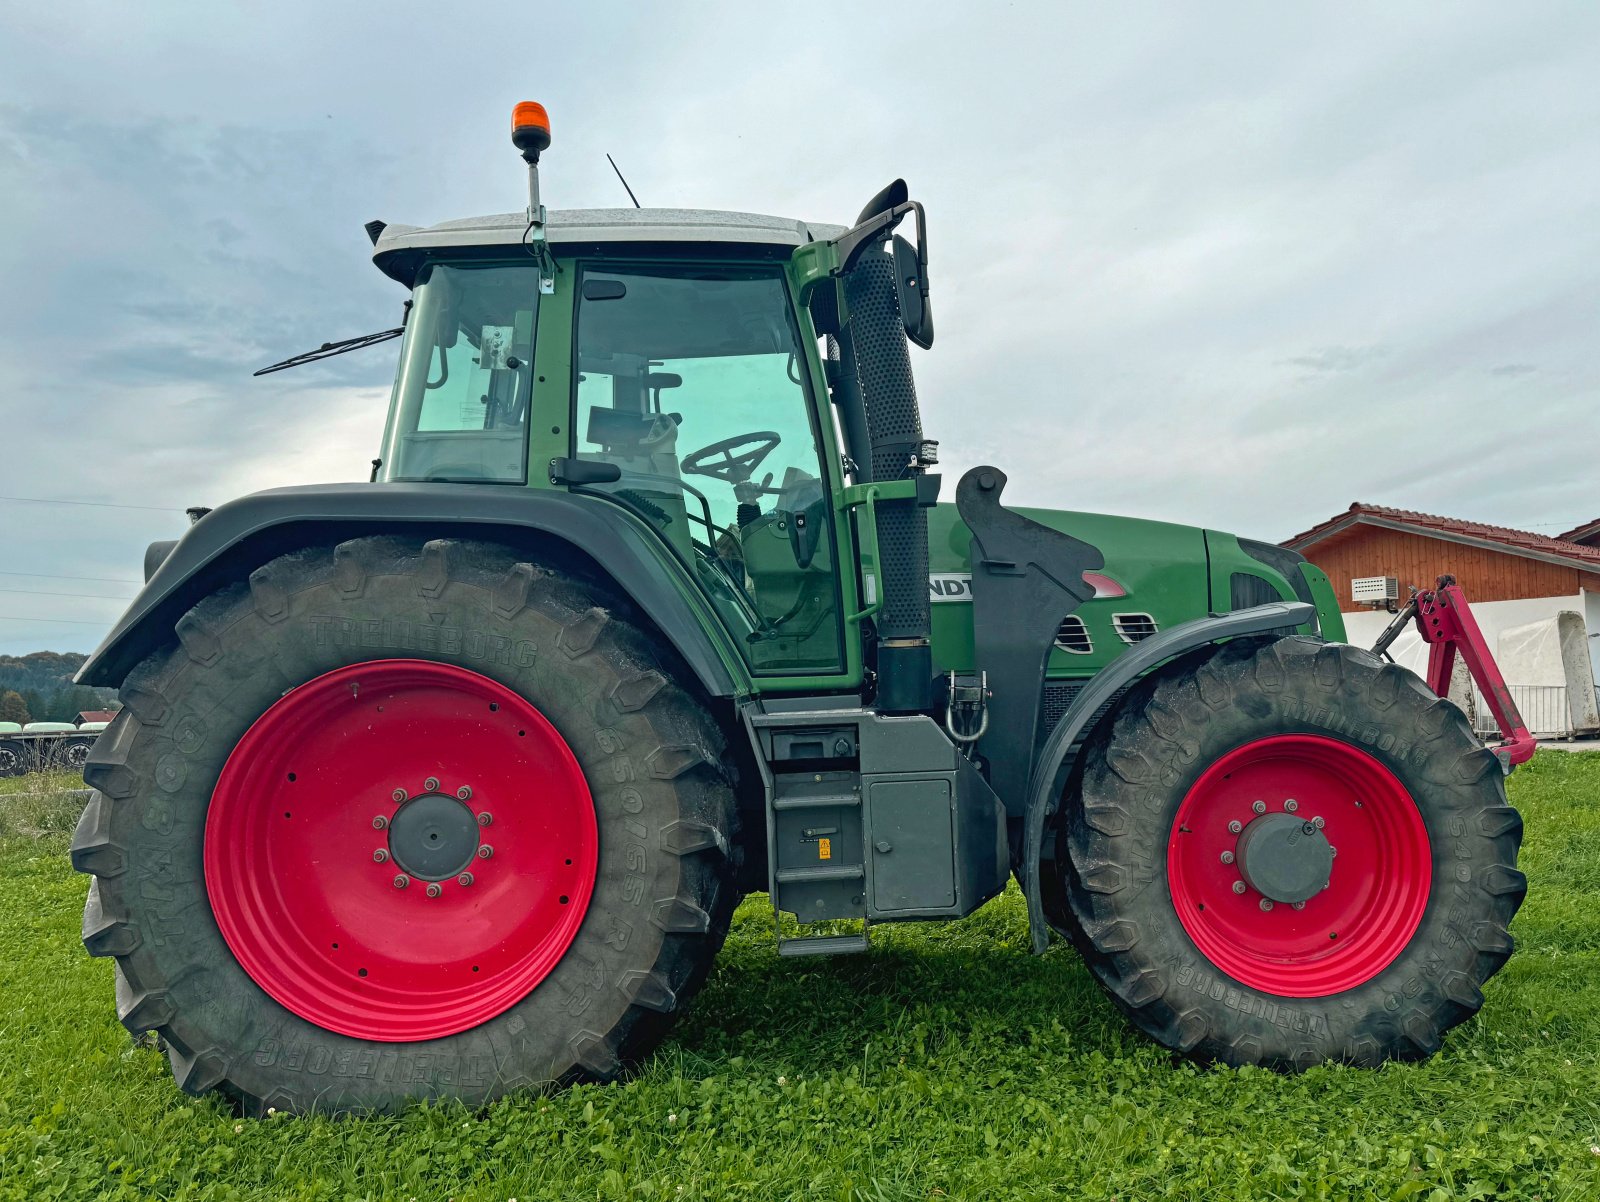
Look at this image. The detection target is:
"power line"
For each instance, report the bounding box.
[0,570,143,585]
[0,494,184,514]
[0,587,135,601]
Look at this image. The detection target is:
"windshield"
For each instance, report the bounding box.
[380,261,539,483]
[572,264,843,673]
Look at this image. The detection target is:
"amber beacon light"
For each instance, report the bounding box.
[512,101,552,161]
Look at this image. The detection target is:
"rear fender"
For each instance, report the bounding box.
[76,483,749,699]
[1023,600,1314,953]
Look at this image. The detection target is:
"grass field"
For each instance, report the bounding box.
[3,755,1599,1201]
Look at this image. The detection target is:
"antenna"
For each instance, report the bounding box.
[606,153,641,208]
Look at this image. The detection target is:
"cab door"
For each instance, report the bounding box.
[566,260,856,685]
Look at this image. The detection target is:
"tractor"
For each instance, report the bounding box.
[70,102,1533,1115]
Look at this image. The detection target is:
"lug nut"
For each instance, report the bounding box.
[393,874,410,889]
[1312,816,1325,830]
[458,872,475,887]
[391,788,407,803]
[424,776,440,793]
[1252,800,1266,815]
[457,785,472,801]
[477,845,493,859]
[1232,880,1247,895]
[1259,898,1274,912]
[1220,850,1235,865]
[426,883,442,898]
[1292,901,1306,911]
[372,815,389,830]
[1284,798,1299,813]
[372,848,389,863]
[477,812,493,827]
[1228,819,1243,834]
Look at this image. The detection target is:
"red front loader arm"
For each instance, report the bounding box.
[1371,575,1537,772]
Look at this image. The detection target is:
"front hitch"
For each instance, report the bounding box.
[1372,575,1537,772]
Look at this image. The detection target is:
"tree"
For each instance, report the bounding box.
[0,690,30,725]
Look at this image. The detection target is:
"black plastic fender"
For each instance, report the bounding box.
[76,482,744,698]
[1022,599,1316,953]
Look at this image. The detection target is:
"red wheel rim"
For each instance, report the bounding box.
[1167,735,1431,997]
[205,660,597,1040]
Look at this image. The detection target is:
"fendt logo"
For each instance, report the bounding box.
[929,571,1129,602]
[929,573,973,603]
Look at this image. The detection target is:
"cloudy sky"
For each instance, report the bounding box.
[1,2,1596,657]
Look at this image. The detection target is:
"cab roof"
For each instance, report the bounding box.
[372,207,846,286]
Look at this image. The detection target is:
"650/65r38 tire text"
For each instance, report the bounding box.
[71,537,738,1114]
[1061,636,1525,1069]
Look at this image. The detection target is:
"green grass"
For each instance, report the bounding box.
[3,755,1600,1201]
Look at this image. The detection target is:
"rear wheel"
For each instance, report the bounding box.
[71,537,738,1113]
[1061,636,1524,1068]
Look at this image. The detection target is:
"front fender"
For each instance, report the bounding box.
[1022,599,1315,953]
[76,482,749,699]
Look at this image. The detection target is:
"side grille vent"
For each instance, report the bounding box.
[1054,616,1093,654]
[1230,572,1282,611]
[1112,613,1159,644]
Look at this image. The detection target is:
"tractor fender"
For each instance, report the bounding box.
[75,482,745,698]
[1021,599,1315,954]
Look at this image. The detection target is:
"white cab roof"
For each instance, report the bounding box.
[373,207,846,263]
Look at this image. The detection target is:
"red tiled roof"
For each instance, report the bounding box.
[1558,517,1600,546]
[1284,503,1600,570]
[76,710,117,725]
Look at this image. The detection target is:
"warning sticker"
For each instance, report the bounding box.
[818,837,833,861]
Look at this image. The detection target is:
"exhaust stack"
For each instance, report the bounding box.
[840,248,935,714]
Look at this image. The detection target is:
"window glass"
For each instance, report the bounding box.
[382,262,537,483]
[573,265,842,673]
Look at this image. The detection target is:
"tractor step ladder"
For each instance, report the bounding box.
[778,933,870,957]
[748,707,874,958]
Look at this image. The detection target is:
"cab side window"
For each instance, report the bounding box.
[572,265,842,673]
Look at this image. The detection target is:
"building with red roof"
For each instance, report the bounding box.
[1283,503,1600,694]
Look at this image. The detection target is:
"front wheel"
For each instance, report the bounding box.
[1061,636,1525,1068]
[71,537,738,1114]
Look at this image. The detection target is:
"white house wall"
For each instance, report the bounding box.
[1339,592,1598,686]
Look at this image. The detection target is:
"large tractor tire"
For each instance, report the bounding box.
[1061,635,1524,1069]
[71,536,738,1114]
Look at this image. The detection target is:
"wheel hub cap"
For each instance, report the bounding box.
[1166,734,1431,997]
[388,792,480,880]
[1236,812,1333,904]
[205,659,598,1041]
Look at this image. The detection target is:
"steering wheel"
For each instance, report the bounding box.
[681,431,781,485]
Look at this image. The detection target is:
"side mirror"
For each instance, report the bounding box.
[830,182,934,348]
[891,234,934,349]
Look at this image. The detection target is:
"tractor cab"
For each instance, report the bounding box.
[364,107,934,683]
[370,216,854,674]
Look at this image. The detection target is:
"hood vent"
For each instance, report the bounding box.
[1112,613,1159,644]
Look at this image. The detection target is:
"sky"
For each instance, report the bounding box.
[1,2,1596,656]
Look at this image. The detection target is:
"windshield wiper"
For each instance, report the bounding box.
[253,328,404,377]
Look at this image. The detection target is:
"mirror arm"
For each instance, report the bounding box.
[832,201,919,274]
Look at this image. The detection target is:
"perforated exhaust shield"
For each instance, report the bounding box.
[840,250,930,650]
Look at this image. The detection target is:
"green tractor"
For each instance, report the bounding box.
[71,102,1529,1114]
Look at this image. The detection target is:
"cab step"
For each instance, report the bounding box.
[777,933,870,957]
[774,864,864,884]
